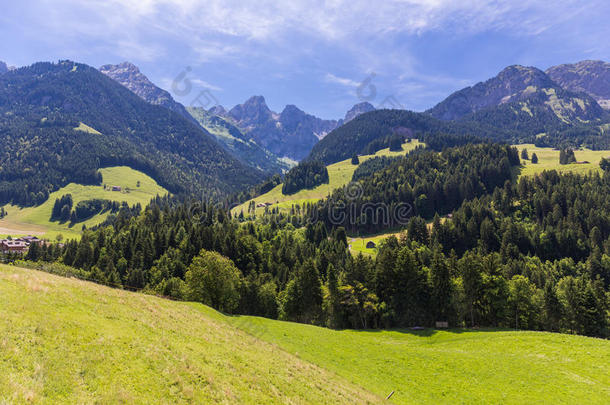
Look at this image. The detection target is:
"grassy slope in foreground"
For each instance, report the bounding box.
[236,316,610,404]
[2,265,609,404]
[0,265,378,404]
[233,140,424,217]
[514,144,610,177]
[0,167,168,240]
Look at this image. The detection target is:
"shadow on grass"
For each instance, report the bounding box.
[346,326,516,338]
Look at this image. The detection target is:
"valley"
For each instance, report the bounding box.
[1,18,610,402]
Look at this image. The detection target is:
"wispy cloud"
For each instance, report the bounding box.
[324,73,360,88]
[191,78,223,92]
[2,0,608,117]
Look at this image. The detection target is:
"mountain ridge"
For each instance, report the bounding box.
[0,60,262,205]
[546,60,610,110]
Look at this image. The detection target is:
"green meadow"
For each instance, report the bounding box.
[0,265,377,404]
[233,141,423,217]
[0,167,168,240]
[514,144,610,177]
[1,264,608,404]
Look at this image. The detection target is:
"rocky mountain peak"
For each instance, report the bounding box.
[344,102,375,123]
[546,60,610,109]
[228,96,274,127]
[428,65,564,120]
[208,105,227,116]
[99,61,198,124]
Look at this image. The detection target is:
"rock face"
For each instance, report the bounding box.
[220,97,376,160]
[187,106,291,174]
[344,102,375,123]
[546,60,610,110]
[99,62,198,124]
[221,96,338,160]
[427,65,605,124]
[428,65,556,120]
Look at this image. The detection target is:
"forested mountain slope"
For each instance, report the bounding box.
[0,61,263,206]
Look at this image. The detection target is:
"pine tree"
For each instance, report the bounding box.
[430,245,453,322]
[531,153,538,164]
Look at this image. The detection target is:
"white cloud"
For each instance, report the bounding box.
[191,78,223,92]
[32,0,602,52]
[324,73,360,88]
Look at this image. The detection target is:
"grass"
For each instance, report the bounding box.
[234,316,610,404]
[232,140,423,217]
[1,264,608,404]
[73,122,102,135]
[349,232,402,257]
[0,167,168,240]
[0,264,378,404]
[514,144,610,177]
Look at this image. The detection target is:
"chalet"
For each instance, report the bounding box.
[111,186,122,192]
[19,235,41,245]
[366,241,376,249]
[1,239,29,254]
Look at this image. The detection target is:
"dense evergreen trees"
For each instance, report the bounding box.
[317,144,519,233]
[559,148,577,164]
[282,161,329,194]
[0,61,262,206]
[23,144,610,338]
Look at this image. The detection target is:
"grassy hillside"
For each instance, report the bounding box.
[0,264,378,404]
[515,144,610,177]
[234,317,610,404]
[0,167,167,240]
[233,141,423,217]
[1,264,608,404]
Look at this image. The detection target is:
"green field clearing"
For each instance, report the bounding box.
[0,167,168,240]
[73,121,102,135]
[349,232,403,257]
[1,264,608,404]
[233,141,423,217]
[514,144,610,177]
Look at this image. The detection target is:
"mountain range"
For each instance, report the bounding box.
[0,60,262,206]
[311,61,610,164]
[427,64,605,126]
[100,62,376,164]
[203,98,376,160]
[0,57,608,206]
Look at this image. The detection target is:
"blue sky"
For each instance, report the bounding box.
[1,0,609,119]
